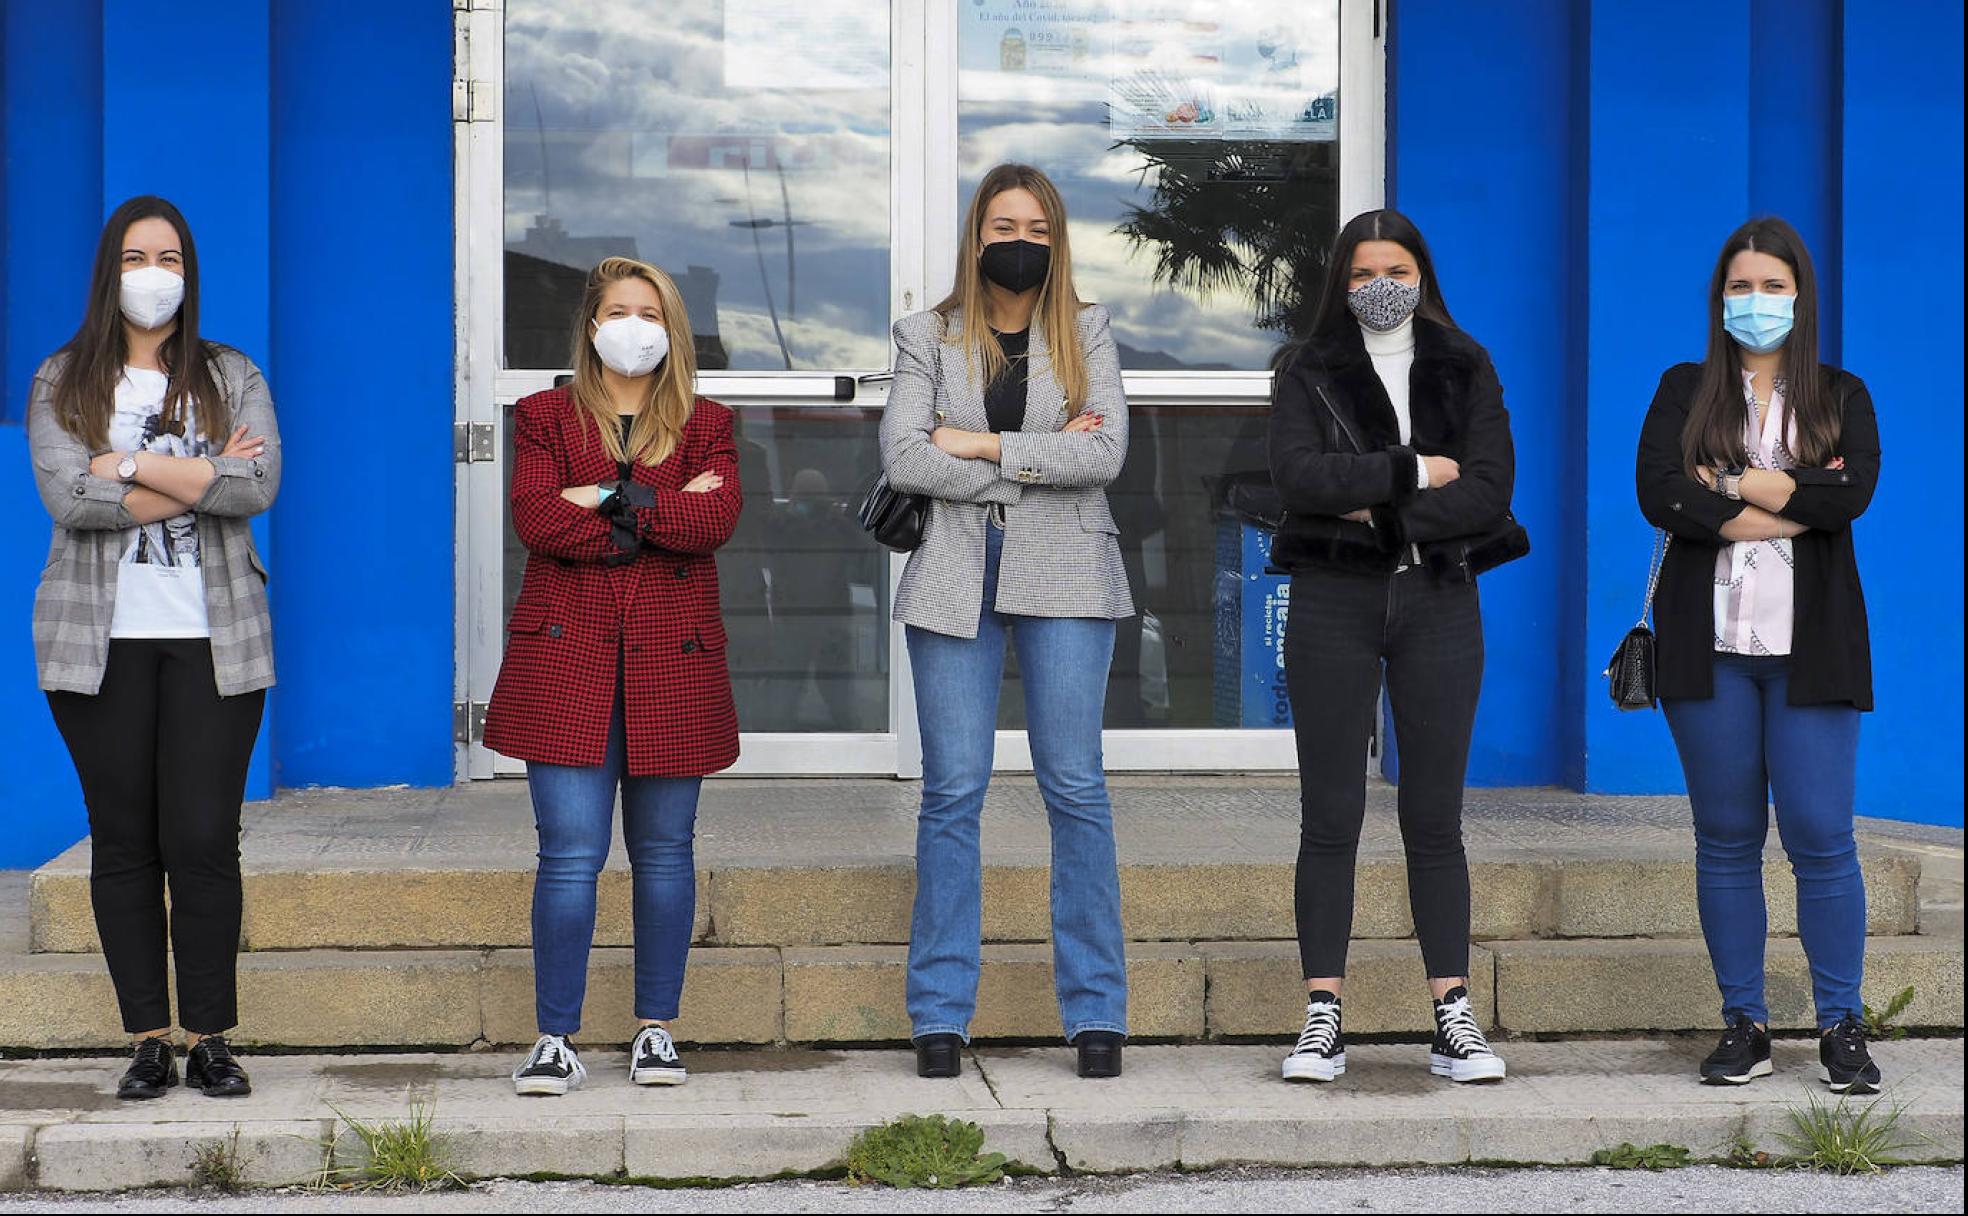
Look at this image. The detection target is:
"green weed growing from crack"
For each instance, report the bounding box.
[845,1114,1008,1188]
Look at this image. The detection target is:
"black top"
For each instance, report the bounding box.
[616,415,634,481]
[985,328,1029,434]
[1268,317,1526,582]
[1635,362,1879,709]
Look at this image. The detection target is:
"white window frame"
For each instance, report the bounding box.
[455,0,1385,779]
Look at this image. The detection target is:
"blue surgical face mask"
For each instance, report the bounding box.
[1722,292,1794,354]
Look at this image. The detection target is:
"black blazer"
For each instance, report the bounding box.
[1268,317,1527,580]
[1635,362,1879,709]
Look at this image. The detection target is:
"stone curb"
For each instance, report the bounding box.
[2,1041,1959,1192]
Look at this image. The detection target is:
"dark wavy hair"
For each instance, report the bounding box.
[1681,216,1836,473]
[51,195,225,448]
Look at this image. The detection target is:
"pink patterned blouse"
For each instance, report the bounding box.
[1713,372,1796,656]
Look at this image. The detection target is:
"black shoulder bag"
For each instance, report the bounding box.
[857,472,929,552]
[1603,528,1670,710]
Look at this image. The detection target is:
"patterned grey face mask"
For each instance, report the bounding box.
[1346,276,1422,333]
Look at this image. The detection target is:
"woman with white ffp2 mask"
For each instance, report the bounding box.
[26,194,279,1103]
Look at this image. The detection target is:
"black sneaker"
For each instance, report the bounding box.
[185,1035,252,1097]
[117,1036,179,1100]
[1282,991,1345,1082]
[1821,1016,1883,1094]
[513,1034,586,1096]
[1429,986,1506,1083]
[1073,1031,1124,1079]
[1699,1015,1773,1085]
[630,1024,687,1087]
[913,1033,963,1079]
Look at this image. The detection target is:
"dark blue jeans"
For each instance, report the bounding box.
[903,522,1128,1042]
[526,708,702,1036]
[1664,654,1865,1029]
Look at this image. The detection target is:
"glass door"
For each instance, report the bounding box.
[458,0,1383,778]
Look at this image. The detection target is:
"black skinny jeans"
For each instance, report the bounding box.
[47,639,265,1034]
[1284,567,1483,980]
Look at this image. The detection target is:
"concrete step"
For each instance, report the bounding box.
[3,1039,1961,1190]
[0,934,1957,1051]
[27,851,1927,953]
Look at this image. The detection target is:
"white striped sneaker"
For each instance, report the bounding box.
[1282,992,1346,1082]
[631,1024,688,1086]
[513,1034,586,1096]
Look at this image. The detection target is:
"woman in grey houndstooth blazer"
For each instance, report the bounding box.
[879,164,1134,1081]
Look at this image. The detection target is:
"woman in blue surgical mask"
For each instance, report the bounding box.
[1635,216,1884,1094]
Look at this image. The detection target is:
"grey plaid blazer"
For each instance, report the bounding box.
[28,348,280,696]
[881,305,1134,638]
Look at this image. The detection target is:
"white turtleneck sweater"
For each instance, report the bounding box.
[1362,319,1432,490]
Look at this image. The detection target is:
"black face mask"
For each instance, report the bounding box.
[980,239,1051,295]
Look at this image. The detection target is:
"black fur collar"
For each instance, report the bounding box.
[1298,317,1484,450]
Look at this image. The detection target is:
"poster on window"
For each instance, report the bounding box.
[724,0,889,91]
[957,0,1338,140]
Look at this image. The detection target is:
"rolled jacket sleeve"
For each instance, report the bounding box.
[1779,375,1879,534]
[26,358,137,532]
[191,354,282,518]
[1636,367,1748,543]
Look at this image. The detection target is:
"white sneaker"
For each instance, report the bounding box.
[1282,992,1346,1082]
[1429,987,1506,1083]
[631,1024,688,1086]
[513,1034,586,1096]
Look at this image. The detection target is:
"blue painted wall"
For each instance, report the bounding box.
[1393,0,1962,826]
[0,2,454,866]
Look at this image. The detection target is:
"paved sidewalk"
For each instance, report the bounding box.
[2,1039,1959,1192]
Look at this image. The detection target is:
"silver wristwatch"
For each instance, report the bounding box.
[116,455,139,483]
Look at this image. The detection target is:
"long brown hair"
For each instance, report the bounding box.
[1683,216,1837,472]
[567,257,698,466]
[52,196,226,448]
[933,163,1091,416]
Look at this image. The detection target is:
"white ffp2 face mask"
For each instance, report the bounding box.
[591,316,670,377]
[119,265,186,330]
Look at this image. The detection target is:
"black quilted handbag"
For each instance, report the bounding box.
[857,472,928,553]
[1604,529,1670,710]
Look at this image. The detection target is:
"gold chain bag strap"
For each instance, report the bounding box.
[1604,529,1670,710]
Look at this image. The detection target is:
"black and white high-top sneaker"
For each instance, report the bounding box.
[513,1034,586,1096]
[630,1024,688,1087]
[1429,986,1506,1083]
[1700,1014,1773,1085]
[1820,1016,1883,1094]
[1282,991,1345,1082]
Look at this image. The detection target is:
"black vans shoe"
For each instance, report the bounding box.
[1699,1015,1773,1085]
[1282,991,1345,1083]
[117,1036,179,1100]
[1820,1017,1883,1094]
[1429,986,1506,1083]
[513,1034,586,1096]
[914,1033,963,1079]
[630,1024,688,1087]
[185,1035,252,1097]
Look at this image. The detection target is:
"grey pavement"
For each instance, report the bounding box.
[31,777,1968,874]
[0,1040,1960,1192]
[0,1166,1961,1213]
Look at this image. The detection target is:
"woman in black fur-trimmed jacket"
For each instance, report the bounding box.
[1266,208,1527,1087]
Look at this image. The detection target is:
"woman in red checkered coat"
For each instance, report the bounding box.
[484,257,740,1096]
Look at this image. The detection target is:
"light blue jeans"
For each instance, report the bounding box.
[904,522,1128,1042]
[526,707,702,1036]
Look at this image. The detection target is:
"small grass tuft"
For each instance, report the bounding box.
[1590,1141,1694,1170]
[1722,1132,1777,1169]
[189,1129,245,1192]
[844,1114,1008,1188]
[1862,986,1916,1040]
[319,1102,462,1193]
[1779,1093,1920,1175]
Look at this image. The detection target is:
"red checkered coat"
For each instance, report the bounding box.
[483,388,741,776]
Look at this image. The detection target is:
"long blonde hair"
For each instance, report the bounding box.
[568,256,698,466]
[932,163,1090,416]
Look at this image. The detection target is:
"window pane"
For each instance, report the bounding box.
[504,0,892,371]
[958,0,1341,370]
[961,2,1340,730]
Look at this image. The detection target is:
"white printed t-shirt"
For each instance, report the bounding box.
[108,367,211,638]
